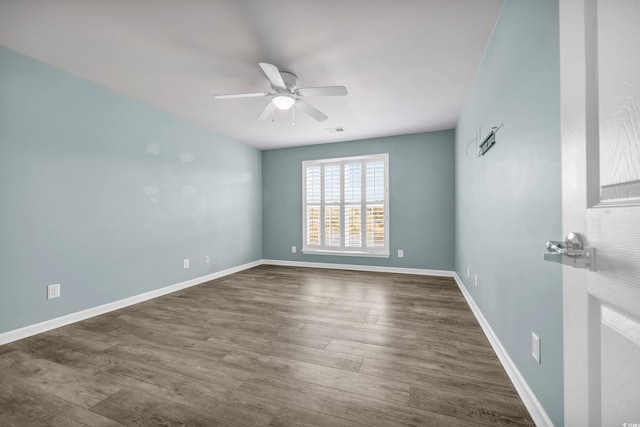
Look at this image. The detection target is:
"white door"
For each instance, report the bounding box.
[560,0,640,425]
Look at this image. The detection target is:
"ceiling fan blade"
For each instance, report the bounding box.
[259,62,286,90]
[296,86,348,97]
[257,102,276,121]
[214,92,270,100]
[295,99,328,122]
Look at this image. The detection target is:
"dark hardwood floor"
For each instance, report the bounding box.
[0,265,534,426]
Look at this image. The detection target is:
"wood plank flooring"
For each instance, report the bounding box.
[0,265,534,426]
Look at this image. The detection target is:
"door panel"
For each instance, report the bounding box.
[597,0,640,204]
[561,0,640,425]
[600,306,640,425]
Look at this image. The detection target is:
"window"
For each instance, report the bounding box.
[302,153,389,257]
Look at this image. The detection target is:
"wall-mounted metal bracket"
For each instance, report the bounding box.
[479,131,496,156]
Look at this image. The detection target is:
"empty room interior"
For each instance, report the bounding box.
[2,0,639,426]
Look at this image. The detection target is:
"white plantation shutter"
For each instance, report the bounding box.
[366,160,385,248]
[302,154,389,257]
[305,166,321,246]
[344,162,362,248]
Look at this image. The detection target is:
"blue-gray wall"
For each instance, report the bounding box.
[262,131,455,270]
[454,0,562,424]
[0,46,262,334]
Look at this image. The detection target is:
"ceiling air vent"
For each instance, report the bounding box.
[325,127,344,133]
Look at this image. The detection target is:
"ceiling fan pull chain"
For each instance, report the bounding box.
[292,105,296,127]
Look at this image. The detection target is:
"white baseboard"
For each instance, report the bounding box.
[0,260,262,346]
[261,259,454,277]
[452,273,554,427]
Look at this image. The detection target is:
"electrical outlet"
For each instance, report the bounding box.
[47,284,60,300]
[467,266,470,278]
[183,259,189,269]
[205,255,210,264]
[474,274,478,287]
[532,331,541,364]
[292,246,296,253]
[398,249,404,258]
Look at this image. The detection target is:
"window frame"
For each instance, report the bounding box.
[302,153,389,257]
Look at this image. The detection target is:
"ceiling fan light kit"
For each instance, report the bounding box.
[214,62,347,123]
[272,94,295,110]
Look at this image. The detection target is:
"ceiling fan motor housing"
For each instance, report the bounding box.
[277,71,298,93]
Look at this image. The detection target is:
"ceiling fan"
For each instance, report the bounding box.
[214,62,348,123]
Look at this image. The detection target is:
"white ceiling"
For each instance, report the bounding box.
[0,0,503,150]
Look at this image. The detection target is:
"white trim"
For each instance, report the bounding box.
[301,250,389,258]
[0,260,261,346]
[452,273,554,427]
[262,259,453,277]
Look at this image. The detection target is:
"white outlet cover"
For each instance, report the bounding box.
[205,255,210,264]
[398,249,404,258]
[474,274,478,287]
[47,284,60,299]
[467,266,470,278]
[532,331,541,363]
[183,259,189,269]
[292,246,296,253]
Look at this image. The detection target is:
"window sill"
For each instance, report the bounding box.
[302,249,389,258]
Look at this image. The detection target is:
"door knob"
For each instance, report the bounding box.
[544,232,596,271]
[546,232,586,257]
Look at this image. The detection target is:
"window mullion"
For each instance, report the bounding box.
[360,159,366,248]
[384,157,389,253]
[339,161,345,250]
[303,166,307,247]
[320,165,325,249]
